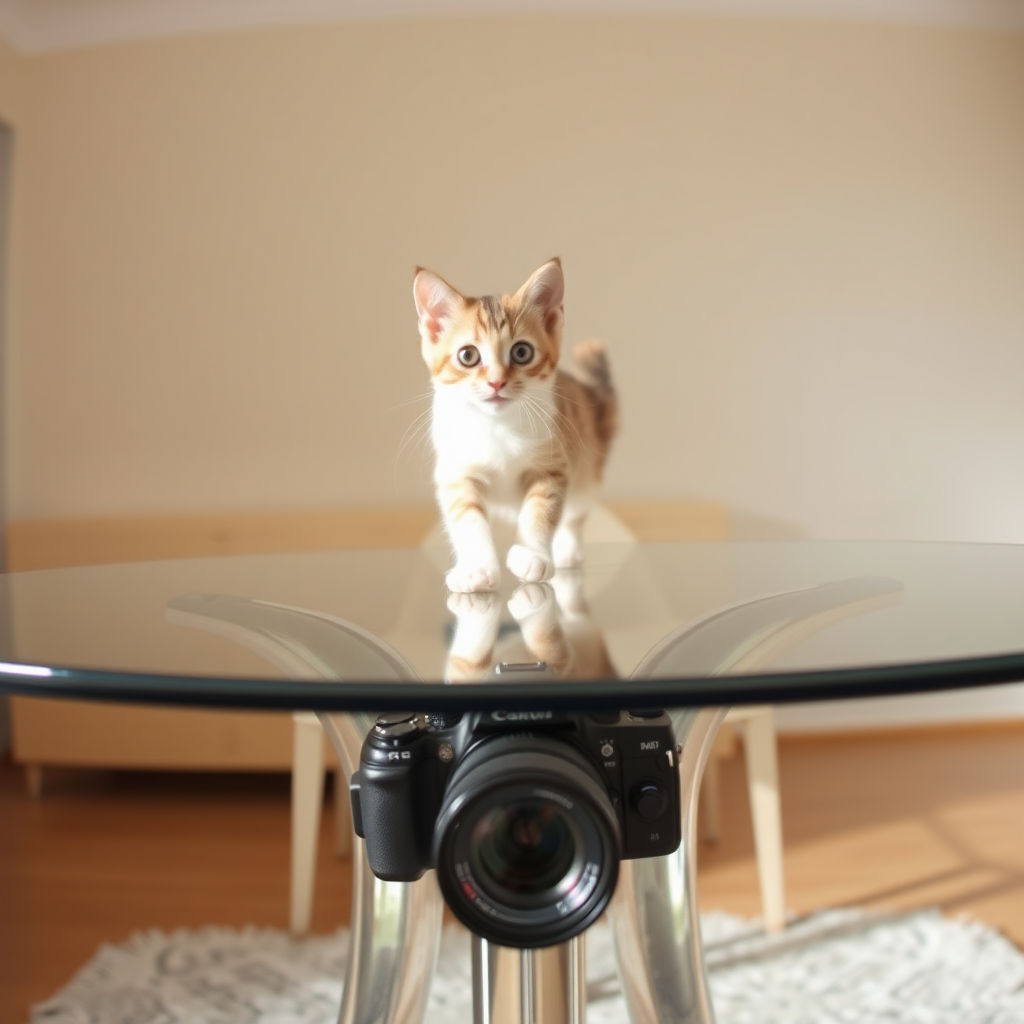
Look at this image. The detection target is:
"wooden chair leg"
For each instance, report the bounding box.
[26,764,43,800]
[742,708,786,932]
[334,767,352,860]
[291,713,325,936]
[700,755,722,845]
[699,722,738,845]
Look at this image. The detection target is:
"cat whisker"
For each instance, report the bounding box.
[515,397,533,433]
[516,396,538,442]
[523,392,558,433]
[521,394,553,442]
[552,385,586,408]
[559,413,594,457]
[384,391,435,413]
[402,418,433,460]
[397,403,433,437]
[392,412,435,491]
[393,407,433,465]
[521,394,559,459]
[537,396,594,458]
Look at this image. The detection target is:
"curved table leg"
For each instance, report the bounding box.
[320,713,444,1024]
[608,707,727,1024]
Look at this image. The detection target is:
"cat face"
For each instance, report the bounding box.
[414,259,565,416]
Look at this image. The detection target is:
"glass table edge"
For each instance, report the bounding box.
[1,651,1023,712]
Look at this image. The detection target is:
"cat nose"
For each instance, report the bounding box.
[487,380,507,392]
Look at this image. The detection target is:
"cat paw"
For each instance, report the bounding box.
[507,582,555,620]
[507,545,555,584]
[446,563,501,593]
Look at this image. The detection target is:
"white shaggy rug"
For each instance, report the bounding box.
[30,909,1024,1024]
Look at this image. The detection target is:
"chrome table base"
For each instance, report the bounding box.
[607,708,725,1024]
[321,707,724,1024]
[473,936,586,1024]
[169,570,898,1023]
[320,713,444,1024]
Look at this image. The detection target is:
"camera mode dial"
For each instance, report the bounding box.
[370,711,422,748]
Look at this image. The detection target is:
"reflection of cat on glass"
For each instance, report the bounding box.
[446,574,617,684]
[414,258,616,593]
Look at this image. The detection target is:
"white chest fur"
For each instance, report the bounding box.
[430,386,560,510]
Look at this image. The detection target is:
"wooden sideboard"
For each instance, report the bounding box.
[6,502,728,788]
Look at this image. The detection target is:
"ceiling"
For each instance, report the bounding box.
[0,0,1022,53]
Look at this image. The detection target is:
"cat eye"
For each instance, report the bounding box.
[457,346,481,367]
[510,341,535,365]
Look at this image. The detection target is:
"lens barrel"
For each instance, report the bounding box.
[434,734,621,948]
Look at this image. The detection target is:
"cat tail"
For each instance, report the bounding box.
[573,339,618,447]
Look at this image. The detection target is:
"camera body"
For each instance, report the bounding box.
[349,708,681,947]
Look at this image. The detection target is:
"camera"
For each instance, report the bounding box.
[349,708,681,948]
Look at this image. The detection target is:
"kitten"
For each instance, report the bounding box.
[413,258,617,593]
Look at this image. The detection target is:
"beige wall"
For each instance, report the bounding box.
[6,17,1024,540]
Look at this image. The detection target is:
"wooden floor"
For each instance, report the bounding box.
[3,724,1024,1023]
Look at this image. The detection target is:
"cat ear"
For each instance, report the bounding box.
[414,268,461,344]
[517,258,564,335]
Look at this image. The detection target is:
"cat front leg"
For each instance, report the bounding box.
[552,490,597,568]
[552,513,587,569]
[507,583,574,677]
[445,591,501,681]
[507,471,566,584]
[438,476,501,593]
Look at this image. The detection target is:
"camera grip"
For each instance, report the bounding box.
[351,765,437,881]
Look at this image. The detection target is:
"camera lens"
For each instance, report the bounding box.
[470,799,583,905]
[434,734,621,948]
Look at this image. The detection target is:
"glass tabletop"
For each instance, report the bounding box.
[1,540,1022,711]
